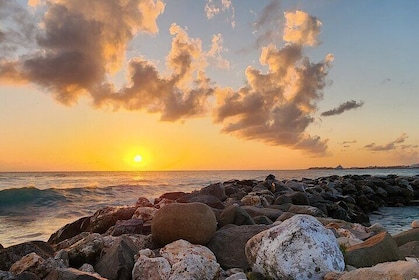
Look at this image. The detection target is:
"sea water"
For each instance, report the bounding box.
[0,169,418,247]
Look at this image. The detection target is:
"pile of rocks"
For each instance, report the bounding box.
[1,174,419,279]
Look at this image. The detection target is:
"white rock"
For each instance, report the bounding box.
[132,207,158,222]
[132,255,171,280]
[245,214,345,280]
[412,220,419,228]
[160,239,220,280]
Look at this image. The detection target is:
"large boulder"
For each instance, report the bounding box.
[160,239,220,280]
[48,216,90,245]
[344,232,403,268]
[207,224,271,269]
[0,241,54,271]
[338,261,419,280]
[94,235,138,280]
[245,214,344,280]
[88,206,137,234]
[151,202,217,246]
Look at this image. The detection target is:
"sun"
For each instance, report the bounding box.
[133,155,143,163]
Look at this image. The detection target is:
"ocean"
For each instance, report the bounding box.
[1,169,419,248]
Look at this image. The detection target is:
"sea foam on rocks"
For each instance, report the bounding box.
[245,214,345,280]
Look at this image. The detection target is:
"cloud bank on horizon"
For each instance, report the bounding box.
[1,0,377,156]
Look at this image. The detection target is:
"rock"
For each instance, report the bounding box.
[412,220,419,228]
[15,271,41,280]
[9,252,44,276]
[0,271,14,280]
[48,216,90,245]
[154,198,175,209]
[160,239,220,280]
[78,263,96,274]
[181,194,225,209]
[392,228,419,246]
[399,240,419,258]
[94,235,138,280]
[0,241,54,271]
[207,224,271,270]
[288,204,326,217]
[67,233,104,268]
[344,232,403,268]
[88,206,137,234]
[45,267,107,280]
[218,205,255,227]
[135,197,153,207]
[240,195,261,206]
[338,260,419,280]
[252,215,273,225]
[275,192,309,205]
[124,234,154,250]
[245,214,344,280]
[107,219,144,236]
[55,249,70,267]
[151,202,217,246]
[132,207,158,222]
[55,232,90,251]
[224,272,248,280]
[132,255,171,280]
[241,206,282,220]
[197,182,227,201]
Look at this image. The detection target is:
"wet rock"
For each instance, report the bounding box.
[218,204,255,227]
[67,233,104,268]
[151,202,217,246]
[0,241,54,271]
[245,214,344,280]
[338,260,419,280]
[48,216,90,245]
[88,206,137,234]
[344,232,403,268]
[207,224,271,270]
[94,235,138,280]
[160,239,220,280]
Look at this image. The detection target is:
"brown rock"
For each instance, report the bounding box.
[88,206,137,234]
[179,194,225,209]
[399,240,419,258]
[48,216,90,245]
[218,205,255,227]
[338,261,419,280]
[135,197,153,207]
[392,228,419,246]
[344,232,403,268]
[107,219,144,236]
[151,202,217,246]
[241,206,283,220]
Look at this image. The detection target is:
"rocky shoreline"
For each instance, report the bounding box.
[1,174,419,279]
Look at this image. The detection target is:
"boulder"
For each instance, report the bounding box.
[67,233,104,267]
[88,206,137,234]
[132,255,171,280]
[107,219,144,236]
[0,241,54,271]
[338,261,419,280]
[160,239,220,280]
[245,214,344,280]
[45,267,107,280]
[344,232,403,268]
[94,235,138,280]
[131,207,158,222]
[9,252,45,276]
[218,205,255,227]
[207,224,271,269]
[54,232,90,251]
[151,202,217,246]
[197,182,227,201]
[398,240,419,258]
[48,216,90,245]
[393,228,419,246]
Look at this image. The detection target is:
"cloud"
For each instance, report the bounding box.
[204,0,235,28]
[338,140,357,145]
[364,133,408,151]
[283,10,322,46]
[214,11,334,155]
[321,100,364,117]
[252,0,282,48]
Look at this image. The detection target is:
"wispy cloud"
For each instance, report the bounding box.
[251,0,282,48]
[204,0,235,28]
[364,133,408,151]
[321,100,364,117]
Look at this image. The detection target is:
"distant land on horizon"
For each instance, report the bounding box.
[308,164,419,170]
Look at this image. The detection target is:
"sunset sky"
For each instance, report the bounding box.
[1,0,418,171]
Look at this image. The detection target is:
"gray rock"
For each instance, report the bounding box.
[94,235,138,280]
[207,224,271,270]
[392,228,419,247]
[399,241,419,258]
[67,233,104,268]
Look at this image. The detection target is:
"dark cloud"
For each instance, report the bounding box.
[214,11,333,155]
[252,0,282,48]
[321,100,364,117]
[364,133,408,151]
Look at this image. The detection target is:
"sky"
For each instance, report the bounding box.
[0,0,418,171]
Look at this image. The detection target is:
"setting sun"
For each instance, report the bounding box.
[134,155,143,163]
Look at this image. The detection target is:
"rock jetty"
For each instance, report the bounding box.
[1,174,419,279]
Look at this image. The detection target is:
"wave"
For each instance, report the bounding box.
[0,187,67,208]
